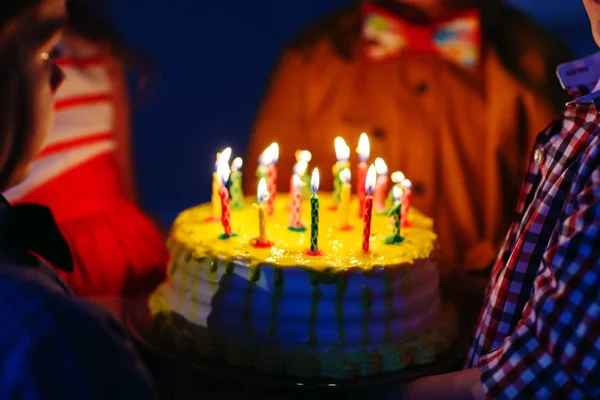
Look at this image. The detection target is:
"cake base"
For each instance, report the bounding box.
[126,297,461,388]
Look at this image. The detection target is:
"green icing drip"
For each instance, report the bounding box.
[303,267,337,285]
[270,267,284,337]
[362,287,373,346]
[207,257,218,295]
[248,263,262,283]
[309,284,322,347]
[209,258,219,273]
[362,268,375,278]
[335,276,347,344]
[273,266,283,285]
[168,249,183,277]
[224,259,235,274]
[384,269,394,340]
[243,263,262,338]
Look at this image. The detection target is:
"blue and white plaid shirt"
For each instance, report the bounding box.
[466,54,600,399]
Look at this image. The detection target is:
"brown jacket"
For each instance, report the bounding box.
[245,3,573,274]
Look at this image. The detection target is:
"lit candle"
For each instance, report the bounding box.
[332,137,350,209]
[295,150,312,199]
[337,168,352,230]
[288,175,306,231]
[229,157,245,209]
[373,157,389,214]
[385,185,404,245]
[387,171,406,208]
[266,142,279,216]
[401,179,413,227]
[309,168,321,254]
[356,133,370,217]
[290,160,308,196]
[217,161,234,238]
[362,165,377,253]
[211,147,232,219]
[255,178,270,243]
[256,153,268,183]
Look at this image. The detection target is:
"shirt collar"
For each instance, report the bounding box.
[0,195,73,273]
[557,51,600,104]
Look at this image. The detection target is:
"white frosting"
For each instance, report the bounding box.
[159,253,442,352]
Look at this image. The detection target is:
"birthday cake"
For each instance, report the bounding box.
[149,188,457,378]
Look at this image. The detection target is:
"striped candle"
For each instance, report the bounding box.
[362,165,377,253]
[310,168,320,253]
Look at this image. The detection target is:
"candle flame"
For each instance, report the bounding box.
[261,142,279,165]
[292,174,302,189]
[393,185,404,202]
[374,157,388,175]
[218,147,232,165]
[334,137,350,161]
[391,171,405,184]
[261,148,272,165]
[257,178,269,204]
[296,150,312,163]
[357,133,370,162]
[401,179,413,190]
[231,157,243,171]
[294,160,308,176]
[269,142,280,164]
[365,165,376,195]
[340,168,351,184]
[310,168,320,194]
[216,161,230,186]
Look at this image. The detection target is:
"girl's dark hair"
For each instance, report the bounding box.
[66,0,124,56]
[0,0,40,189]
[66,0,153,99]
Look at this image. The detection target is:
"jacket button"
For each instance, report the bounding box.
[534,149,545,166]
[413,182,426,195]
[373,128,385,139]
[415,81,428,95]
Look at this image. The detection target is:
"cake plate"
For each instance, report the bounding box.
[124,297,463,392]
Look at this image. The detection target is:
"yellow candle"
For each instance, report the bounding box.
[258,205,267,241]
[338,168,351,229]
[211,172,221,217]
[333,137,351,207]
[256,178,269,242]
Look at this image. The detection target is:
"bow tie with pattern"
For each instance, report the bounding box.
[361,4,482,68]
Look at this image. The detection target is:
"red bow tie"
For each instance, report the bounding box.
[361,4,482,68]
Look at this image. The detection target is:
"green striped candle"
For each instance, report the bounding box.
[310,168,320,253]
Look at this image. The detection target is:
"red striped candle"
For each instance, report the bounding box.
[218,185,232,236]
[266,142,279,216]
[373,158,388,213]
[362,165,377,253]
[217,162,232,237]
[356,133,370,217]
[289,175,303,229]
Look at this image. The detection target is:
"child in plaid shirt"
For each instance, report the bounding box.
[392,1,600,398]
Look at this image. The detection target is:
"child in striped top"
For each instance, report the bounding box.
[3,0,167,296]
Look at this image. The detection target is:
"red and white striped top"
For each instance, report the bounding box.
[4,44,117,202]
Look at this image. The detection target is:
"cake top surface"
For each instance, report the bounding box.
[170,194,436,271]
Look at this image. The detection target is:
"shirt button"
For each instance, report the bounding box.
[413,182,426,196]
[373,128,385,139]
[534,149,545,166]
[415,81,429,95]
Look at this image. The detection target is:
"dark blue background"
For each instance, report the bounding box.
[108,0,595,224]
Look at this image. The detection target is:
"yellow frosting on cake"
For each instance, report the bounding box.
[170,193,436,271]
